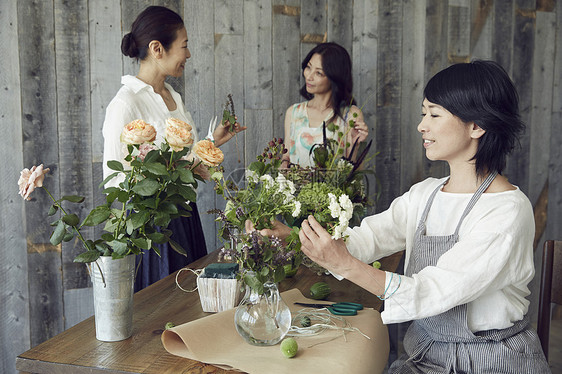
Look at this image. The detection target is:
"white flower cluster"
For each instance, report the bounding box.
[275,174,301,217]
[328,193,354,240]
[245,169,258,184]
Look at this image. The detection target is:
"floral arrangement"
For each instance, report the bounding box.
[283,117,375,237]
[210,138,302,291]
[18,118,223,263]
[208,102,377,288]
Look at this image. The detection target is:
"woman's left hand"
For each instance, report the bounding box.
[299,215,354,274]
[213,117,247,146]
[349,119,369,145]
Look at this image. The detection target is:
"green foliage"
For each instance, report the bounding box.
[43,141,200,263]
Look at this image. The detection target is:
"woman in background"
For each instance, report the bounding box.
[282,42,369,167]
[103,5,244,291]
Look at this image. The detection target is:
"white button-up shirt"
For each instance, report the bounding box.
[102,75,199,185]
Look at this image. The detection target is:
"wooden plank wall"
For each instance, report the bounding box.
[1,0,561,372]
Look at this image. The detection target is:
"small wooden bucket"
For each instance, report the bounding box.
[197,275,243,313]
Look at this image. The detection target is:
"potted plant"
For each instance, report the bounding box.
[18,118,223,341]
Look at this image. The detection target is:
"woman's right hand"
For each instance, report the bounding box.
[245,219,292,242]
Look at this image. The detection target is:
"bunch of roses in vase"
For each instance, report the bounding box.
[18,117,224,263]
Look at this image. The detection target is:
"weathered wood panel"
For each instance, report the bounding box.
[63,288,93,329]
[300,0,325,64]
[17,0,65,348]
[423,0,449,179]
[448,0,471,62]
[352,0,378,214]
[214,0,245,247]
[507,1,535,193]
[243,0,273,110]
[244,109,274,163]
[214,32,245,170]
[492,0,515,74]
[327,0,352,53]
[184,0,217,252]
[54,0,93,292]
[89,0,122,164]
[528,11,556,205]
[400,0,426,193]
[470,0,493,59]
[548,0,562,243]
[1,2,29,372]
[272,0,301,139]
[375,0,403,212]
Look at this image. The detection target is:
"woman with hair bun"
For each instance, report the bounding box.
[102,5,245,291]
[282,42,369,167]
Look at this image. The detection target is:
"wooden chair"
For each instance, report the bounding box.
[537,240,562,359]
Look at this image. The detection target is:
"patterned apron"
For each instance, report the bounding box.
[389,172,550,373]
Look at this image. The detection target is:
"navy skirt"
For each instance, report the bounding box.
[134,202,207,292]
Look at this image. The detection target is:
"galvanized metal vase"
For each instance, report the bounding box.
[88,255,135,342]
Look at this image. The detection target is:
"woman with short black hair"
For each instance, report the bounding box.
[298,60,550,372]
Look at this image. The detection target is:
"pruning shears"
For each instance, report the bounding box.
[294,302,364,316]
[206,116,218,143]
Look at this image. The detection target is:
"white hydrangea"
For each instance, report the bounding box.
[245,169,258,184]
[328,193,341,218]
[276,174,296,194]
[332,223,346,240]
[260,174,275,188]
[339,194,354,221]
[292,200,301,217]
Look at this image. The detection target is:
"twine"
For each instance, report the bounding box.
[287,308,371,345]
[175,267,204,293]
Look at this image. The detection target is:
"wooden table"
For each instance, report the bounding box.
[16,250,401,373]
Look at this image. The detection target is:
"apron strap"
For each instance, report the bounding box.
[417,178,449,229]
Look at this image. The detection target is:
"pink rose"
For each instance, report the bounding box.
[138,143,158,161]
[121,119,157,145]
[192,139,224,167]
[165,123,193,151]
[18,164,50,200]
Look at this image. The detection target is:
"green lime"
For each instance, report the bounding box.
[372,261,381,269]
[164,322,175,330]
[309,282,331,300]
[280,337,298,358]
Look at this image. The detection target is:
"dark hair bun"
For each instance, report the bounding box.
[121,33,138,58]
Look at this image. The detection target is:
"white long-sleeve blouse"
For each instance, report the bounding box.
[102,75,199,185]
[345,177,535,332]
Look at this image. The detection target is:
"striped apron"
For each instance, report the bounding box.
[389,172,550,373]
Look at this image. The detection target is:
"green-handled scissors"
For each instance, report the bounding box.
[294,302,364,316]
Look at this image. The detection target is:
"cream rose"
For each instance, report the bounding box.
[166,117,192,132]
[121,119,157,145]
[165,124,193,151]
[18,164,50,200]
[192,139,224,167]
